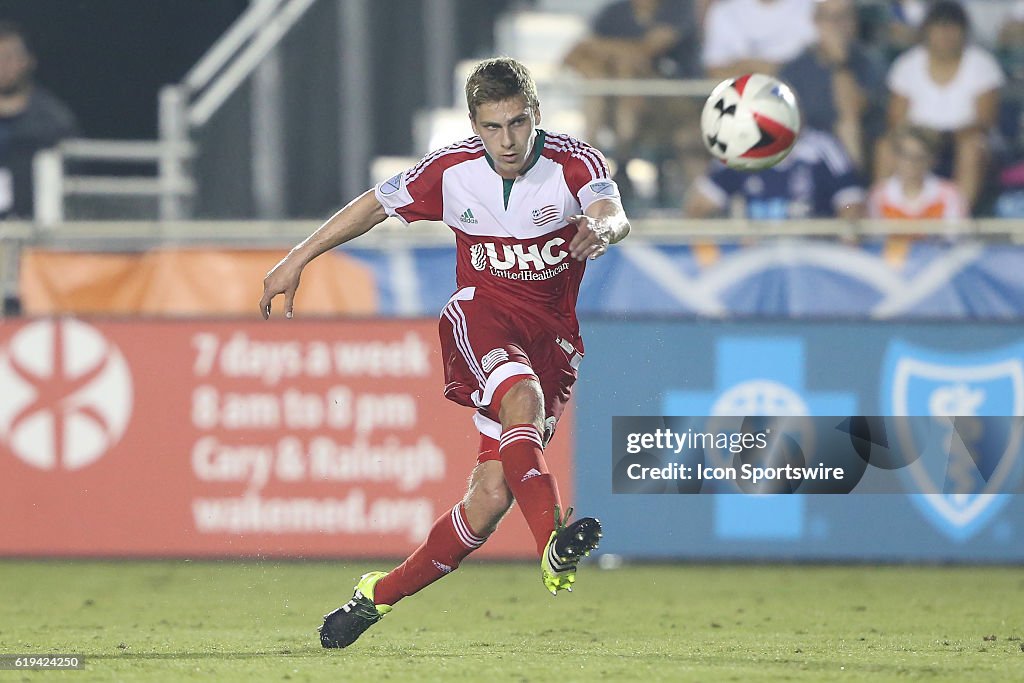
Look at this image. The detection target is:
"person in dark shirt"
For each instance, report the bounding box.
[564,1,698,168]
[0,22,77,219]
[684,128,866,219]
[779,0,886,169]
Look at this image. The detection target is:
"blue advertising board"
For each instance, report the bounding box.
[574,321,1024,561]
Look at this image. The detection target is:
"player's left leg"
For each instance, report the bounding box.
[371,460,512,607]
[319,460,512,648]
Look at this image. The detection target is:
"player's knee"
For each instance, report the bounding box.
[466,473,512,530]
[478,478,514,517]
[497,376,544,429]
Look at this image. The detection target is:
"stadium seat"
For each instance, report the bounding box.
[414,108,474,155]
[494,11,588,66]
[370,155,419,185]
[534,0,610,23]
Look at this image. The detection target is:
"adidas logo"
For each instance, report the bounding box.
[459,208,478,224]
[521,468,542,482]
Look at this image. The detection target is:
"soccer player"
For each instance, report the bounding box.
[259,57,630,648]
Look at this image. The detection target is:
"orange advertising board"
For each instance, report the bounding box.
[0,318,572,559]
[19,248,379,316]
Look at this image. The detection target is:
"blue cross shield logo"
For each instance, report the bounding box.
[881,341,1024,540]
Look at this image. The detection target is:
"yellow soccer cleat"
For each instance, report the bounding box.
[540,506,603,596]
[319,571,392,648]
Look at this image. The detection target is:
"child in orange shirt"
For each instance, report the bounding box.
[868,127,968,219]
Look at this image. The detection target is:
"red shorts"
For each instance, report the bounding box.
[438,287,583,461]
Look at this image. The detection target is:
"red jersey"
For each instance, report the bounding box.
[374,130,620,337]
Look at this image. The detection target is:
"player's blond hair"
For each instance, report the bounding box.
[465,57,540,119]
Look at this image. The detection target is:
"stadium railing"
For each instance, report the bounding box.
[4,217,1023,317]
[31,0,318,225]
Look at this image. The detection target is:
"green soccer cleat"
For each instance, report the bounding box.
[319,571,392,648]
[541,506,603,595]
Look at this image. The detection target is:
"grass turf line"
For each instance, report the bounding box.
[0,561,1020,682]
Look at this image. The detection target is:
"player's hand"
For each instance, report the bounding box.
[567,214,612,261]
[259,257,303,320]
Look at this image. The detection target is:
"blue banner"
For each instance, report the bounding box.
[345,239,1024,319]
[574,321,1024,560]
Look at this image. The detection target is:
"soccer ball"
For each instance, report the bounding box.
[700,74,801,171]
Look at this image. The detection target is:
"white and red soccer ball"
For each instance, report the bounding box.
[700,73,801,171]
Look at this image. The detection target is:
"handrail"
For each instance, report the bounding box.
[187,0,318,127]
[32,0,317,224]
[56,139,193,162]
[183,0,285,93]
[540,76,720,98]
[7,218,1024,250]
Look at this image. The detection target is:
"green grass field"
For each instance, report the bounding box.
[0,560,1021,682]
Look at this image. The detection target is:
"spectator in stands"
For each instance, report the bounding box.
[868,126,968,219]
[563,0,700,178]
[701,0,818,80]
[684,128,865,219]
[875,1,1004,211]
[998,0,1024,53]
[779,0,886,169]
[885,0,931,58]
[0,22,76,220]
[992,2,1024,217]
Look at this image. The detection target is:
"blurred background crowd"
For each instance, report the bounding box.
[561,0,1024,221]
[6,0,1024,223]
[3,1,1024,567]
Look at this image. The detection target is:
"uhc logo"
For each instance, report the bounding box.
[469,237,569,275]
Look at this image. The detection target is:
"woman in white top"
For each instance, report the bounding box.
[875,1,1005,209]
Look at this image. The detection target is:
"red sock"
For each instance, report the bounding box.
[373,503,484,607]
[500,424,562,556]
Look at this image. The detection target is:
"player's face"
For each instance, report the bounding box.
[471,96,541,179]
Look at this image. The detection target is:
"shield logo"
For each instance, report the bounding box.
[379,173,402,195]
[881,340,1024,540]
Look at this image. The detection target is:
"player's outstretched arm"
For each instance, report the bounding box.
[260,189,388,319]
[567,198,630,261]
